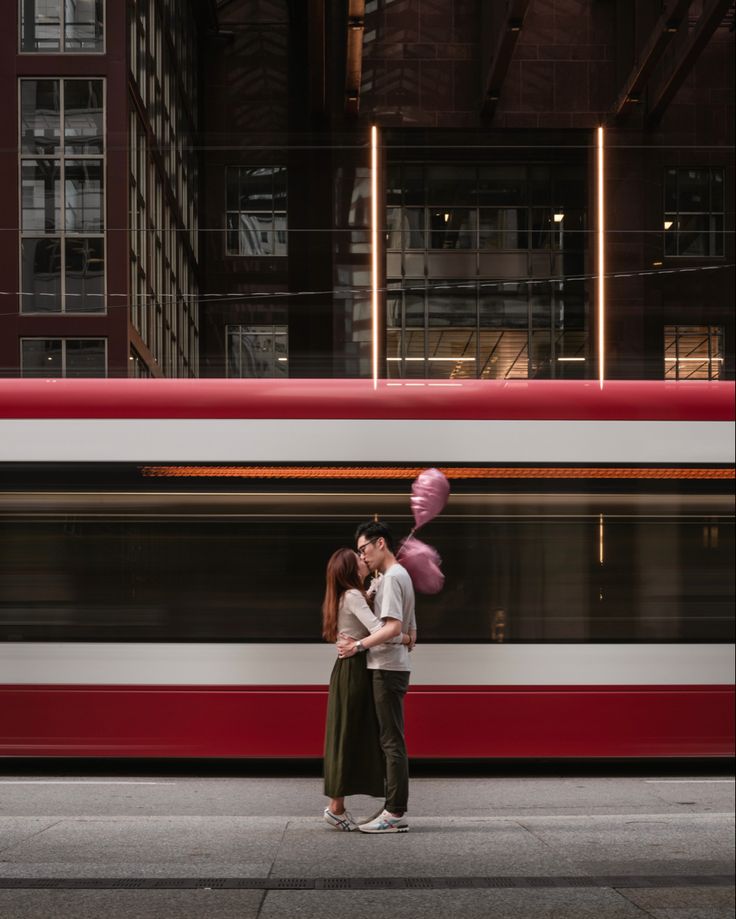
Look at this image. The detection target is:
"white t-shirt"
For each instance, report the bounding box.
[366,562,416,672]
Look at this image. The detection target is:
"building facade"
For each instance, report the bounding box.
[0,0,212,378]
[0,0,733,380]
[197,0,734,381]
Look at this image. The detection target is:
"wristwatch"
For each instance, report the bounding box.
[354,640,365,653]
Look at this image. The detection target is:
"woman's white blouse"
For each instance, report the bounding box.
[336,589,385,640]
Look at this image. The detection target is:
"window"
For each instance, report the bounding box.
[20,79,105,313]
[386,280,587,381]
[3,497,731,643]
[385,163,587,379]
[386,164,583,253]
[21,338,107,377]
[226,167,287,256]
[664,168,724,257]
[664,326,723,380]
[129,349,151,378]
[20,0,104,52]
[227,325,288,377]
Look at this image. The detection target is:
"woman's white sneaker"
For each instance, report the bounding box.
[357,809,409,833]
[323,807,358,831]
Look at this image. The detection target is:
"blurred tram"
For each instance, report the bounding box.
[0,378,734,759]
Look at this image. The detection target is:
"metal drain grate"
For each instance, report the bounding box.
[405,878,435,889]
[316,878,352,889]
[0,875,733,891]
[266,878,313,889]
[355,877,408,889]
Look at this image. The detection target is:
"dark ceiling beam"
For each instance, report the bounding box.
[204,0,220,31]
[308,0,326,117]
[480,0,531,121]
[647,0,734,124]
[612,0,693,119]
[344,0,366,116]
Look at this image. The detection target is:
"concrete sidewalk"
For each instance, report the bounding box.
[0,773,733,918]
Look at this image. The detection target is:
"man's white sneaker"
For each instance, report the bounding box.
[323,807,358,831]
[357,809,409,833]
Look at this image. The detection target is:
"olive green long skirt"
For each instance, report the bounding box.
[323,654,385,798]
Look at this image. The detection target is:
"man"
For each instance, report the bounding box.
[337,520,416,833]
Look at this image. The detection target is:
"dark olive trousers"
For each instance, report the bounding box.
[372,669,410,814]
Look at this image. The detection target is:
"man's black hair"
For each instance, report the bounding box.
[355,520,395,554]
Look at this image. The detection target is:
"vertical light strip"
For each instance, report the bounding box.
[371,125,379,389]
[597,125,605,389]
[598,513,604,565]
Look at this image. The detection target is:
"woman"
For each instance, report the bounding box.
[322,547,410,831]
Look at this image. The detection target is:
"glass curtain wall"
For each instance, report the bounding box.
[128,0,199,377]
[386,163,587,379]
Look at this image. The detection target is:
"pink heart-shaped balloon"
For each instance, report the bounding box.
[410,467,450,530]
[397,536,445,595]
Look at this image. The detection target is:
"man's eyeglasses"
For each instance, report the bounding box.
[357,537,379,556]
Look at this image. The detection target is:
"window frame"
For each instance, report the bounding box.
[386,279,587,381]
[18,77,107,316]
[663,167,725,259]
[385,162,589,380]
[20,336,108,377]
[664,325,723,381]
[18,0,106,55]
[225,166,288,258]
[386,163,570,255]
[226,324,289,378]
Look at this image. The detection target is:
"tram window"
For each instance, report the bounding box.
[0,510,732,643]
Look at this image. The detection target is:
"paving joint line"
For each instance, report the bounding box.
[0,819,65,858]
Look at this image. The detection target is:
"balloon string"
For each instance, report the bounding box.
[398,527,416,556]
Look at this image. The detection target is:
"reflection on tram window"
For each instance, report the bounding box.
[0,514,733,643]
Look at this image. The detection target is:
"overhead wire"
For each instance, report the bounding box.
[0,262,731,316]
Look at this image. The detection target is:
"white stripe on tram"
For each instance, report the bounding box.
[0,419,733,464]
[1,643,733,686]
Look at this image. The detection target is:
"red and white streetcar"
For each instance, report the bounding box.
[0,379,733,758]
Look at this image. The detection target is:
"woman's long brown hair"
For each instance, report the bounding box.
[322,548,366,642]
